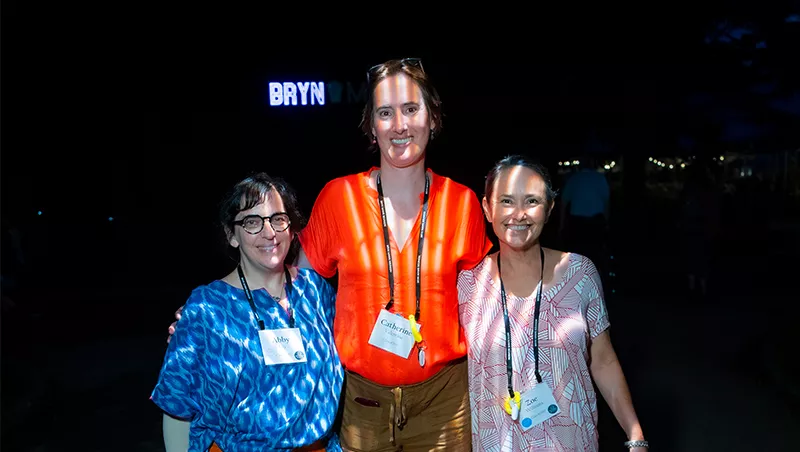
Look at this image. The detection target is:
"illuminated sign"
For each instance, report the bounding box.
[269,82,325,106]
[267,80,368,107]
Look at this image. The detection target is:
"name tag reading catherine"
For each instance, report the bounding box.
[368,310,420,359]
[258,328,307,365]
[519,381,561,430]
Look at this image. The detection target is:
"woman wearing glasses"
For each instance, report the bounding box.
[152,173,344,452]
[457,155,647,451]
[294,58,492,451]
[168,59,490,451]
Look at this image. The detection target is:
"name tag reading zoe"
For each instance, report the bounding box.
[519,381,561,430]
[258,328,307,366]
[368,310,420,359]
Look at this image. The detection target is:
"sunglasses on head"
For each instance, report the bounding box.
[367,58,424,83]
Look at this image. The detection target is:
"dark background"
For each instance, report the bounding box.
[2,3,800,451]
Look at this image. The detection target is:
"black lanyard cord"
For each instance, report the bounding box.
[497,247,545,398]
[376,172,431,321]
[237,264,294,329]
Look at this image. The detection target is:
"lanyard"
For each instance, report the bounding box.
[376,172,431,321]
[237,264,294,330]
[497,247,545,398]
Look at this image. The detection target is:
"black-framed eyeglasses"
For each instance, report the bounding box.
[367,58,424,83]
[232,212,291,235]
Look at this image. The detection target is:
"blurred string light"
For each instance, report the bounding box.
[647,154,730,170]
[558,159,620,171]
[648,157,693,170]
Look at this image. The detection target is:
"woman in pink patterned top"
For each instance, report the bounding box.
[457,155,647,452]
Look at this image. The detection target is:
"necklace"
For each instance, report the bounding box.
[265,275,285,302]
[264,277,286,302]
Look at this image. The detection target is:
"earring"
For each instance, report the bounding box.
[430,129,436,140]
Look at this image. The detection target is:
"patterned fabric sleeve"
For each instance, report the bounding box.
[151,288,229,420]
[456,190,493,272]
[456,268,476,308]
[581,256,611,338]
[303,270,343,451]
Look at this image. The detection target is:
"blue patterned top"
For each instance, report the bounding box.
[151,268,344,452]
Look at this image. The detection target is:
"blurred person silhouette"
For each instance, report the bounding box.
[170,58,492,451]
[677,162,720,296]
[558,154,610,273]
[153,173,343,452]
[459,155,648,451]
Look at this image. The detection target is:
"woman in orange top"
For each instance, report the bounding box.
[169,59,491,451]
[297,58,492,451]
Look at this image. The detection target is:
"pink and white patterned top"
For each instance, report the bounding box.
[458,252,610,452]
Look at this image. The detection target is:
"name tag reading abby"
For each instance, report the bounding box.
[519,381,561,430]
[258,328,307,366]
[368,310,420,359]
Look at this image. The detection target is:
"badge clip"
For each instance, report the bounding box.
[408,314,423,343]
[504,391,521,420]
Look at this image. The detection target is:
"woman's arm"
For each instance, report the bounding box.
[162,414,190,452]
[589,330,647,451]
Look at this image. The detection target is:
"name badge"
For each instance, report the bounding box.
[258,328,307,366]
[368,310,420,359]
[519,381,561,430]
